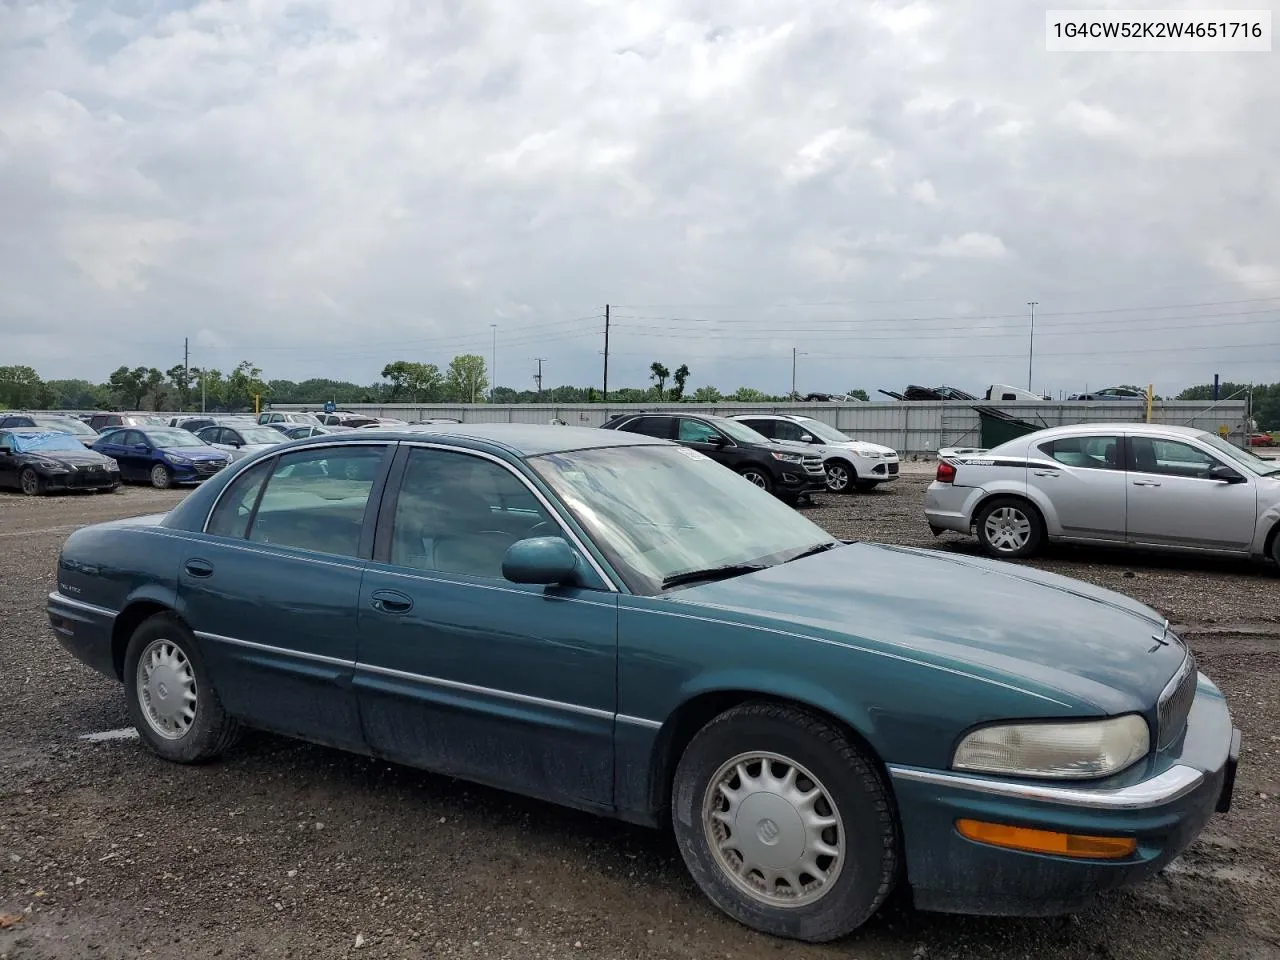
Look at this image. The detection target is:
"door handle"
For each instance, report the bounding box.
[1132,479,1162,487]
[370,590,413,614]
[184,558,214,578]
[1032,470,1059,477]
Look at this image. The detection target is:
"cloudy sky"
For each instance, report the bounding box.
[2,0,1277,398]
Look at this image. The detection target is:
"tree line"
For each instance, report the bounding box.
[0,361,1274,428]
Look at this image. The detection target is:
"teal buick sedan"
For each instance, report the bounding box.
[47,425,1239,942]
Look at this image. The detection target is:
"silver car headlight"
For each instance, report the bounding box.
[952,715,1150,780]
[856,449,882,459]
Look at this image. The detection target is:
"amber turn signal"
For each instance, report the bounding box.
[956,819,1137,860]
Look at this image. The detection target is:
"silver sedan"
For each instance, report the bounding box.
[925,423,1280,564]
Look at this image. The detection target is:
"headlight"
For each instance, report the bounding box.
[856,449,882,459]
[31,457,69,471]
[166,453,192,464]
[951,715,1150,780]
[771,452,803,463]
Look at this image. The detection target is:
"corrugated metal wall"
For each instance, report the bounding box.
[267,400,1251,456]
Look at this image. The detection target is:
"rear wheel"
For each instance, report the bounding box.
[150,463,173,489]
[671,702,899,942]
[124,614,240,763]
[738,467,774,495]
[19,467,44,496]
[823,460,854,494]
[975,496,1044,559]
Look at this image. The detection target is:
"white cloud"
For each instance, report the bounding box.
[929,233,1009,260]
[909,179,938,204]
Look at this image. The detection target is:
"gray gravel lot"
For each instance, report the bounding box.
[1,478,1277,960]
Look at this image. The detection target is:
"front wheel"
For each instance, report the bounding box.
[19,467,45,496]
[823,460,855,495]
[671,702,899,942]
[975,496,1044,559]
[150,463,174,489]
[124,614,241,763]
[737,467,774,495]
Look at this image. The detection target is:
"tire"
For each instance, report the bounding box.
[823,460,855,495]
[19,467,45,496]
[150,463,174,489]
[737,466,774,495]
[670,701,899,943]
[975,496,1044,559]
[123,613,241,764]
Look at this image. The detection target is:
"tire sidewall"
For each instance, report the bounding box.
[976,496,1043,559]
[20,468,42,496]
[671,708,896,942]
[150,463,173,489]
[824,459,854,494]
[123,614,229,763]
[738,466,773,494]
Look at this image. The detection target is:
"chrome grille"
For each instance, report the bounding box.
[1157,652,1197,750]
[801,455,825,476]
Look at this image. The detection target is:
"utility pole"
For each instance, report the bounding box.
[1026,301,1038,391]
[183,337,189,411]
[602,304,610,402]
[489,323,497,403]
[200,370,206,413]
[533,358,546,400]
[791,347,797,399]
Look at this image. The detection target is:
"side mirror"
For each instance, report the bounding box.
[230,440,242,448]
[1209,464,1245,483]
[0,444,11,454]
[502,536,580,585]
[800,433,816,443]
[711,435,729,446]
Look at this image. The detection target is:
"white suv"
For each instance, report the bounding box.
[729,414,900,493]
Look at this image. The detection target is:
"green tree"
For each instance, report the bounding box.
[45,379,104,410]
[106,366,149,409]
[730,386,769,402]
[649,361,670,398]
[223,361,269,412]
[691,386,723,403]
[0,365,45,409]
[165,365,199,411]
[444,354,489,403]
[845,388,870,401]
[381,361,444,402]
[143,368,167,410]
[671,364,691,400]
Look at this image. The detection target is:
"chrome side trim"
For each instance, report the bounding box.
[356,661,615,721]
[616,714,663,730]
[398,440,621,593]
[47,591,117,619]
[887,763,1205,810]
[364,565,617,609]
[193,631,355,669]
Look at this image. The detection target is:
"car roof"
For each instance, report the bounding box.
[1029,422,1209,439]
[321,423,669,457]
[0,426,47,435]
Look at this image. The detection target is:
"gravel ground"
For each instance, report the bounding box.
[1,479,1277,960]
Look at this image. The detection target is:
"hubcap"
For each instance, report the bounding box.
[136,639,197,740]
[702,752,844,908]
[743,472,767,488]
[152,465,168,487]
[984,506,1031,552]
[825,464,849,492]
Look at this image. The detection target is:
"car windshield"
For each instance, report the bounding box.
[144,429,209,448]
[32,417,97,437]
[712,418,771,445]
[528,444,835,594]
[132,416,169,425]
[239,427,284,444]
[9,432,87,454]
[292,413,322,424]
[1197,431,1280,476]
[794,418,851,443]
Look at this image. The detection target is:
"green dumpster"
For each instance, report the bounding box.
[975,406,1045,448]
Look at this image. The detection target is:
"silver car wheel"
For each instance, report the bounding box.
[741,470,769,488]
[702,751,845,909]
[825,463,850,493]
[136,638,198,740]
[983,506,1032,553]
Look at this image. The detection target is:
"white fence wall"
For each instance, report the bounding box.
[265,400,1251,456]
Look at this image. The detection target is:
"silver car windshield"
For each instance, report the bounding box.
[239,427,285,444]
[1197,431,1280,476]
[795,418,851,443]
[528,444,834,594]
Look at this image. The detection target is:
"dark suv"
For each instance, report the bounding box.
[600,412,827,503]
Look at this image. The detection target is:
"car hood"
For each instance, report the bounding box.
[672,542,1187,713]
[158,446,228,460]
[25,448,116,466]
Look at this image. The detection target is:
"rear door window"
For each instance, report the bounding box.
[620,417,674,439]
[1038,436,1122,470]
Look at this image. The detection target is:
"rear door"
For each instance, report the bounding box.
[737,417,777,439]
[616,416,674,440]
[1031,434,1127,542]
[177,441,394,749]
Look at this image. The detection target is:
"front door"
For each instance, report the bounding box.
[0,432,19,487]
[1030,433,1127,541]
[176,441,393,750]
[355,443,619,810]
[1125,436,1258,551]
[677,417,737,467]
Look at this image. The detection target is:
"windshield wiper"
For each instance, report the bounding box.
[784,540,841,563]
[662,563,769,589]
